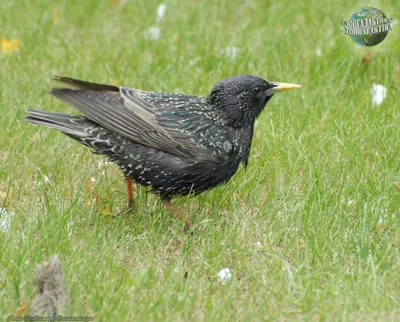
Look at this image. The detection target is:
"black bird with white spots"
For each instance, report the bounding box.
[26,75,301,225]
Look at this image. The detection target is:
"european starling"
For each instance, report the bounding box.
[26,75,301,227]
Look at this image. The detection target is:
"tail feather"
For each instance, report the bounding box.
[26,109,94,138]
[26,109,123,156]
[53,76,119,92]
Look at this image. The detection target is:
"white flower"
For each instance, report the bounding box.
[44,175,50,182]
[254,241,262,247]
[217,268,232,284]
[0,208,13,232]
[156,3,167,23]
[315,47,322,57]
[371,83,387,106]
[144,26,161,40]
[222,46,240,60]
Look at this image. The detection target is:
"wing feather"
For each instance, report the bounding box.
[50,78,232,162]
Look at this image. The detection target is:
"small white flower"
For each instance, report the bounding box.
[156,3,167,23]
[0,208,13,232]
[347,199,354,206]
[217,268,232,284]
[144,26,161,40]
[90,177,96,183]
[44,175,50,182]
[222,46,240,60]
[371,83,387,106]
[315,47,322,57]
[254,241,262,247]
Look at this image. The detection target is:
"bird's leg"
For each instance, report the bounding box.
[162,198,190,229]
[115,177,135,216]
[125,176,135,211]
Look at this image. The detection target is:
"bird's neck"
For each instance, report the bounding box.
[232,123,255,168]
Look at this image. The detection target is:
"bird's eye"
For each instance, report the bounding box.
[252,86,261,94]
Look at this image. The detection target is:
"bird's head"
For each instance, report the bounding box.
[207,75,301,128]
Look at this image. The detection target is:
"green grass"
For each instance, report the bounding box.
[1,0,400,320]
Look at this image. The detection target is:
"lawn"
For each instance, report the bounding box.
[1,0,400,321]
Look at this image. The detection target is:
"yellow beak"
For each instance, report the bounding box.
[269,82,302,94]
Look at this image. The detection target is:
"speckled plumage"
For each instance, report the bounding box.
[26,75,299,216]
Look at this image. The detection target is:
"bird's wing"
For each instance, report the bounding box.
[50,79,232,162]
[128,90,233,157]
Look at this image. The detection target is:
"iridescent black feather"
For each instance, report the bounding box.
[26,75,278,199]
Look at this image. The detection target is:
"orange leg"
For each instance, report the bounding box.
[125,176,135,211]
[162,199,190,228]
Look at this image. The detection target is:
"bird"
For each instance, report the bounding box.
[26,75,301,227]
